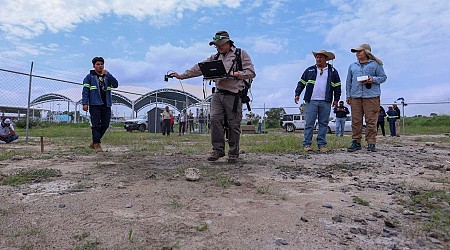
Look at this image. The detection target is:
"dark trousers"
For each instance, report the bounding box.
[162,119,171,135]
[179,122,186,134]
[377,121,385,136]
[89,105,111,143]
[0,134,19,143]
[388,119,396,136]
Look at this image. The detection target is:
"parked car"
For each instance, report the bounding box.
[281,114,306,132]
[124,115,148,132]
[317,117,365,134]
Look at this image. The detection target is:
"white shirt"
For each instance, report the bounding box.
[311,66,328,101]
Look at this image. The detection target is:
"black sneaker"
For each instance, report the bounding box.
[227,155,239,163]
[367,144,377,152]
[347,140,362,152]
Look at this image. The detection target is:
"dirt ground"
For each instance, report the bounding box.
[0,134,449,250]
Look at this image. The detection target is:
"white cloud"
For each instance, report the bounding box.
[80,36,91,45]
[260,0,287,25]
[249,36,289,54]
[0,0,243,39]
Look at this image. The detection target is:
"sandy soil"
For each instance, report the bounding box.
[0,135,449,250]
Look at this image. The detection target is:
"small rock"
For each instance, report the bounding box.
[206,220,213,225]
[384,220,397,228]
[300,217,308,222]
[322,204,333,209]
[125,203,133,208]
[358,228,367,235]
[428,237,441,244]
[275,238,288,246]
[416,239,426,247]
[185,168,200,181]
[117,183,126,189]
[58,204,66,208]
[402,210,415,215]
[350,228,359,234]
[332,215,343,223]
[380,208,389,213]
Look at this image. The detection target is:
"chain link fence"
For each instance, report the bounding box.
[1,63,449,140]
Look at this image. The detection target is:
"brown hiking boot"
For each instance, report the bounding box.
[207,152,225,161]
[303,146,313,152]
[89,143,95,149]
[95,143,103,152]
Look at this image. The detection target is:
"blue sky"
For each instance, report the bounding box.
[1,0,450,116]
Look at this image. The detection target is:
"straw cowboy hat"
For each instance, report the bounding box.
[351,44,383,65]
[209,31,233,46]
[312,50,335,61]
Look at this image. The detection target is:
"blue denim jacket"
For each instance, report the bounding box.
[346,60,387,98]
[82,71,118,107]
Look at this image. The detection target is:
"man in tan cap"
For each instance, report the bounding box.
[294,50,342,152]
[346,44,387,152]
[171,31,256,163]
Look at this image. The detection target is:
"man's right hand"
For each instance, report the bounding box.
[294,96,299,104]
[82,104,88,112]
[171,72,181,79]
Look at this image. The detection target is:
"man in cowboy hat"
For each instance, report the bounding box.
[346,44,387,152]
[294,50,342,152]
[171,30,256,163]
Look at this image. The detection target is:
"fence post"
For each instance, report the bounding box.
[25,62,34,142]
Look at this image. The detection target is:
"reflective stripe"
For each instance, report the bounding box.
[90,86,98,90]
[106,87,111,90]
[83,83,90,88]
[387,115,396,119]
[300,79,307,86]
[331,81,341,87]
[307,80,315,85]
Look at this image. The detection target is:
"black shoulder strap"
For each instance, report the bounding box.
[235,48,242,71]
[214,52,220,60]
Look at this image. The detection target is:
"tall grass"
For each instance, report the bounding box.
[403,115,450,134]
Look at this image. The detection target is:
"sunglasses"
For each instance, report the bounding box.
[320,68,324,76]
[214,35,229,41]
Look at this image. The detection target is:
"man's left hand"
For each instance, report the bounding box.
[332,101,338,107]
[102,69,108,75]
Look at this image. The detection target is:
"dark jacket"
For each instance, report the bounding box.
[295,64,341,103]
[378,108,386,122]
[82,70,119,107]
[333,106,349,118]
[386,109,397,121]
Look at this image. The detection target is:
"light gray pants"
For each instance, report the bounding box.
[210,92,242,157]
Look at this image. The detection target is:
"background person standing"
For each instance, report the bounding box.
[346,44,387,152]
[82,57,119,152]
[333,101,349,137]
[393,103,401,137]
[377,106,386,136]
[386,106,397,137]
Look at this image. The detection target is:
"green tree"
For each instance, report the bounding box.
[265,108,286,128]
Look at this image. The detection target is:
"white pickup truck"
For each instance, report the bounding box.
[281,114,306,132]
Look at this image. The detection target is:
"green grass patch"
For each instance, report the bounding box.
[215,176,232,189]
[170,198,181,209]
[1,168,61,186]
[352,196,370,206]
[194,224,208,232]
[256,185,270,194]
[407,188,450,241]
